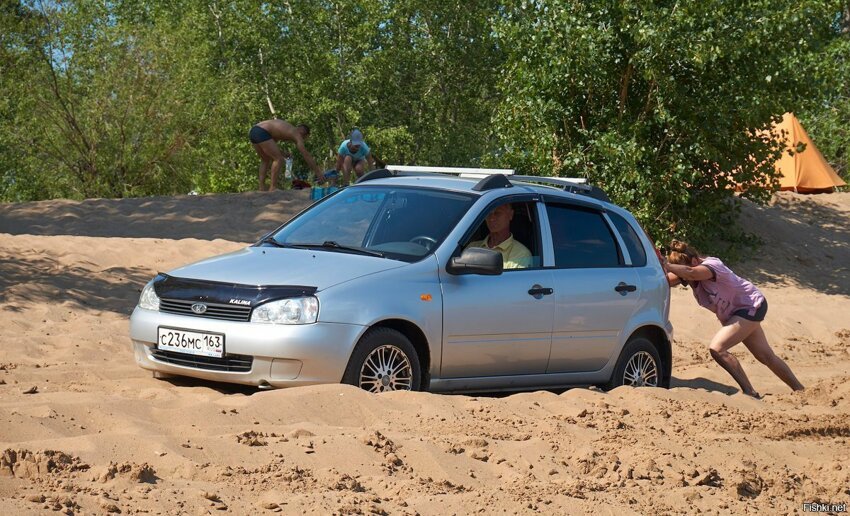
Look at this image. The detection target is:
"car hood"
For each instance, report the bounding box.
[166,246,407,290]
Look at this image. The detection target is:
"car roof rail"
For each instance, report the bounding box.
[356,166,517,191]
[510,175,611,203]
[358,166,513,184]
[386,165,515,178]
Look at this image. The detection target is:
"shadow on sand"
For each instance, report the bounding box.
[0,190,313,242]
[736,194,850,296]
[0,255,151,316]
[152,374,261,396]
[130,375,739,398]
[670,376,739,395]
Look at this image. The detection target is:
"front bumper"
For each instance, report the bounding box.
[129,306,366,388]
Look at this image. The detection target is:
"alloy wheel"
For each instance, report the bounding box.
[359,345,414,393]
[623,351,659,387]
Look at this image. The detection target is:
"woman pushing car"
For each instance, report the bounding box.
[664,239,804,398]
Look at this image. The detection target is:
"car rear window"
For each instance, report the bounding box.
[608,212,647,267]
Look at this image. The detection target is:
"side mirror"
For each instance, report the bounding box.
[447,247,503,276]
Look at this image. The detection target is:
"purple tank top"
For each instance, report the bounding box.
[688,257,765,323]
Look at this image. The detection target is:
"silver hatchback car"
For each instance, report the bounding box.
[130,168,673,393]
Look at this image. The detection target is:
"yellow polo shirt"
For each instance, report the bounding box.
[467,234,532,269]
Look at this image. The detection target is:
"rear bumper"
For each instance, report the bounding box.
[129,307,365,388]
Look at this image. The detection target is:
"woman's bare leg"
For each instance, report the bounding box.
[743,325,804,391]
[708,318,761,397]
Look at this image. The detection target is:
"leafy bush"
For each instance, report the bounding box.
[493,0,838,248]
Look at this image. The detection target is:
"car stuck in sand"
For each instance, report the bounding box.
[129,167,673,393]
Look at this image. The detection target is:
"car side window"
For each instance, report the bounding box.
[546,204,622,268]
[462,201,541,270]
[608,212,647,267]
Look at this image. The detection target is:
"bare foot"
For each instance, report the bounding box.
[744,390,762,400]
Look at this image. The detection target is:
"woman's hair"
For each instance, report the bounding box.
[668,239,702,265]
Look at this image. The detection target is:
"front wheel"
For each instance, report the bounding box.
[342,328,422,393]
[604,337,661,390]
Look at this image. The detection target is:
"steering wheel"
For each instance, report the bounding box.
[409,235,437,250]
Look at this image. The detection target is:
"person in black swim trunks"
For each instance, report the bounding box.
[249,119,324,191]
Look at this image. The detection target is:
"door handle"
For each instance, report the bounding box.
[614,282,637,295]
[528,286,554,297]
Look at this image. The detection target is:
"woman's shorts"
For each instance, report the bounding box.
[249,125,273,144]
[732,300,768,322]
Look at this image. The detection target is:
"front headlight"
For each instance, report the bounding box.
[138,281,160,311]
[251,296,319,325]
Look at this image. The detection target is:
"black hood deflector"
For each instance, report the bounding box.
[152,273,317,307]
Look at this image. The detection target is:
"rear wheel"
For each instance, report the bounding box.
[604,337,661,390]
[342,328,422,393]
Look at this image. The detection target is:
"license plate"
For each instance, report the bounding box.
[157,327,225,358]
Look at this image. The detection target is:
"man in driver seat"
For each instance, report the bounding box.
[466,203,532,269]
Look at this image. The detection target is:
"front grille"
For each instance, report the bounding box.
[159,299,251,322]
[150,348,253,372]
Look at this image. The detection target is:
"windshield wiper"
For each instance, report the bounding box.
[300,241,385,258]
[258,236,287,248]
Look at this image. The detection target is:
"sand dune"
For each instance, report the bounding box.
[1,191,848,514]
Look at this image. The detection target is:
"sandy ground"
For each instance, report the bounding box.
[0,189,848,515]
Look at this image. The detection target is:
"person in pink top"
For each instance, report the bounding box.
[664,239,804,398]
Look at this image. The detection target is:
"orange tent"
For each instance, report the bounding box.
[772,113,845,193]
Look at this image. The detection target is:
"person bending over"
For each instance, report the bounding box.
[249,119,324,191]
[665,239,804,398]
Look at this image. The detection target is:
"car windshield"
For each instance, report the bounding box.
[267,186,476,262]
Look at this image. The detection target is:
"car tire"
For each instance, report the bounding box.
[604,337,662,390]
[342,327,422,393]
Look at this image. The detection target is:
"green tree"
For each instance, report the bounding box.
[361,0,504,166]
[799,6,850,181]
[0,1,203,198]
[493,0,838,248]
[0,1,52,201]
[157,0,503,189]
